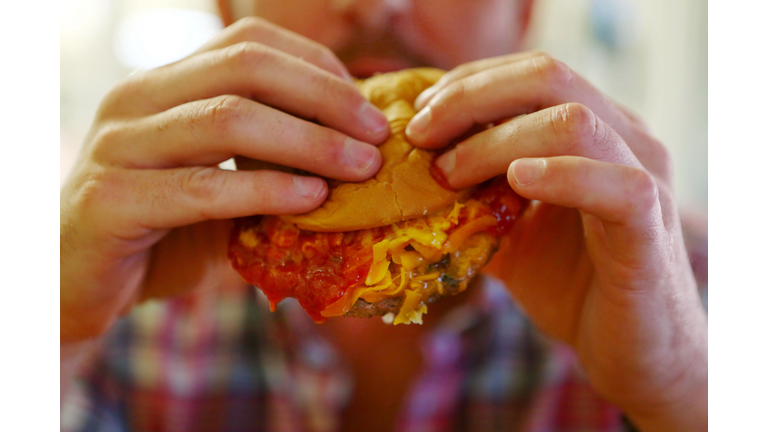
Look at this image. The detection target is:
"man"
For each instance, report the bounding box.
[60,0,708,430]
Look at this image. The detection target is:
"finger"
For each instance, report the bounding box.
[140,220,248,302]
[98,95,382,182]
[611,99,674,185]
[414,51,544,109]
[195,16,351,81]
[507,156,667,271]
[508,156,657,225]
[406,54,642,153]
[116,168,329,229]
[104,43,389,143]
[435,103,642,189]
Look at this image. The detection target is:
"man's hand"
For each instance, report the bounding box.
[406,51,707,431]
[60,17,390,343]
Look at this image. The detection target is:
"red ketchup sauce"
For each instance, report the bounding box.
[228,176,528,323]
[229,217,387,323]
[470,176,529,236]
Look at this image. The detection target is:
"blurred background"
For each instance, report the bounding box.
[60,0,707,210]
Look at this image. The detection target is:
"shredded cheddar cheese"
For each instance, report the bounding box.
[340,201,483,324]
[412,272,440,282]
[445,214,498,253]
[317,193,508,325]
[447,201,464,224]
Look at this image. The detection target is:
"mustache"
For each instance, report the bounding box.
[334,27,433,69]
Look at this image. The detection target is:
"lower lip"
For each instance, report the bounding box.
[346,58,413,78]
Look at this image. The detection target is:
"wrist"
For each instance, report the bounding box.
[623,342,708,431]
[61,306,115,343]
[60,239,129,343]
[626,378,707,431]
[61,270,123,343]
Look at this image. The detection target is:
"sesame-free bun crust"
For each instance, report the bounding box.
[283,68,462,232]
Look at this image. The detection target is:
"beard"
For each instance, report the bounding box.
[333,25,435,77]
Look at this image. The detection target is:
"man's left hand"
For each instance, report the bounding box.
[406,51,707,432]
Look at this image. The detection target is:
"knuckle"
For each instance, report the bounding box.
[625,167,659,217]
[223,41,272,70]
[429,80,468,120]
[550,103,599,149]
[657,144,674,180]
[317,44,335,60]
[312,73,360,116]
[232,16,270,37]
[241,175,272,209]
[440,80,468,104]
[443,63,473,81]
[305,128,346,168]
[88,122,125,162]
[310,45,341,70]
[182,167,222,204]
[69,167,120,215]
[646,134,675,180]
[531,54,574,88]
[620,111,674,183]
[311,68,342,95]
[96,74,145,119]
[195,95,245,134]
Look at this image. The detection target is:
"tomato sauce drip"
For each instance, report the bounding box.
[228,176,529,323]
[470,176,529,236]
[228,217,380,323]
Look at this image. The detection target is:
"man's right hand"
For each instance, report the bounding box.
[60,17,390,343]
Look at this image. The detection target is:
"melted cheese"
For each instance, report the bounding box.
[394,290,428,325]
[362,203,463,324]
[321,200,493,324]
[366,239,391,285]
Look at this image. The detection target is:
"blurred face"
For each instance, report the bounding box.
[229,0,531,77]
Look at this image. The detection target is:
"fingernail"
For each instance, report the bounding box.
[294,176,325,199]
[510,159,546,186]
[345,137,380,172]
[414,86,437,110]
[359,102,389,138]
[435,149,456,179]
[406,106,431,139]
[341,68,355,83]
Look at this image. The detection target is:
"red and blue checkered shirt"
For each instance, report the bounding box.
[62,222,707,432]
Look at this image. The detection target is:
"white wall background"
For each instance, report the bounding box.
[529,0,707,209]
[61,0,707,209]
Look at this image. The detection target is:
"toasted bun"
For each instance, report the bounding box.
[281,68,463,232]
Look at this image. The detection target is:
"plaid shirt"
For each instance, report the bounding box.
[61,221,707,432]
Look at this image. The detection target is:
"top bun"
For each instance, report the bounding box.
[283,68,463,232]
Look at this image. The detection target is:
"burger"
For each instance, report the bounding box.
[228,68,529,325]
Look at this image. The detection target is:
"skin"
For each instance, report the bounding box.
[61,1,707,431]
[409,55,708,431]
